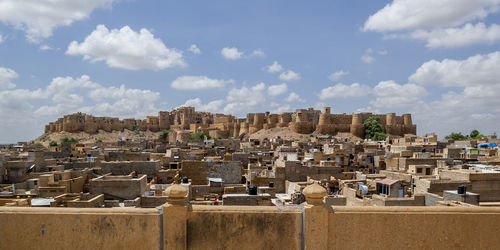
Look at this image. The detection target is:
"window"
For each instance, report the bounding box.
[416,168,423,174]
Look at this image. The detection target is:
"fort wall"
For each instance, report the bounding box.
[44,107,416,138]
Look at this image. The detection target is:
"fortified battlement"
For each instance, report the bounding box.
[44,107,416,138]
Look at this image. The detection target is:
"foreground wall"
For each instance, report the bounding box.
[1,203,500,250]
[307,206,500,250]
[0,207,162,249]
[186,206,302,250]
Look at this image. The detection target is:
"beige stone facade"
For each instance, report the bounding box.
[44,106,416,138]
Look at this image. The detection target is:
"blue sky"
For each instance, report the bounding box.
[1,0,500,143]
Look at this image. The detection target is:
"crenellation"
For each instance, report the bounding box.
[44,107,416,138]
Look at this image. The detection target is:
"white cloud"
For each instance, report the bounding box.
[361,48,385,63]
[181,98,224,113]
[267,83,288,96]
[39,45,53,51]
[364,0,500,48]
[0,33,3,44]
[250,49,265,57]
[271,104,292,114]
[328,70,349,81]
[370,80,428,108]
[363,0,500,32]
[377,50,388,55]
[224,82,266,116]
[67,25,185,70]
[285,92,305,103]
[188,44,201,54]
[318,83,371,100]
[361,54,374,63]
[0,0,117,42]
[221,47,243,60]
[170,76,233,90]
[356,106,381,113]
[279,70,300,81]
[0,67,18,89]
[0,74,162,143]
[405,51,500,135]
[411,22,500,48]
[266,61,283,73]
[409,51,500,87]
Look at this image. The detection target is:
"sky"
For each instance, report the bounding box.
[1,0,500,143]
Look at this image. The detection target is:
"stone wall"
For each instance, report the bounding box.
[185,206,301,249]
[1,201,500,249]
[44,107,417,139]
[0,207,161,249]
[324,206,500,249]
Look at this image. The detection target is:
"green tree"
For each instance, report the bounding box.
[372,132,387,141]
[363,117,386,140]
[469,130,485,139]
[445,132,468,140]
[49,141,58,147]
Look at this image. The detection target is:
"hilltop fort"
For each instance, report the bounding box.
[44,106,416,139]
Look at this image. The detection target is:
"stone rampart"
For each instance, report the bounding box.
[44,107,417,138]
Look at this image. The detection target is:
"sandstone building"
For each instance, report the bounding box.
[44,107,416,138]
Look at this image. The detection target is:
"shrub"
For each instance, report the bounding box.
[61,137,79,143]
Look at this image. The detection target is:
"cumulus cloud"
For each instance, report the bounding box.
[0,67,18,89]
[363,0,500,32]
[267,83,288,96]
[318,83,371,100]
[224,83,266,116]
[279,70,300,81]
[221,47,243,60]
[411,23,500,48]
[404,51,500,135]
[188,44,201,54]
[266,61,283,73]
[250,49,265,57]
[0,73,162,142]
[181,98,224,113]
[328,70,349,81]
[0,0,117,42]
[170,76,233,90]
[67,25,185,70]
[370,80,428,108]
[364,0,500,48]
[39,45,53,51]
[361,48,386,63]
[409,51,500,87]
[361,54,374,63]
[271,104,292,114]
[285,92,305,103]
